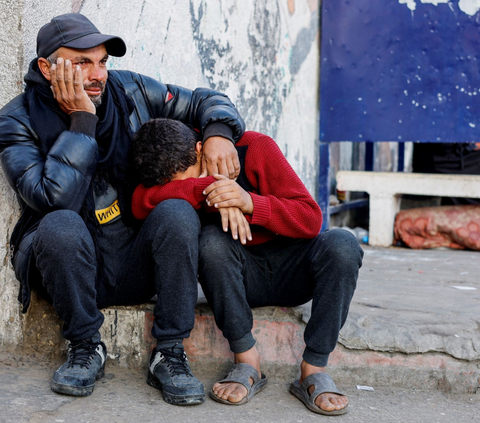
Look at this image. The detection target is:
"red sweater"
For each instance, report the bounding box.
[132,131,322,245]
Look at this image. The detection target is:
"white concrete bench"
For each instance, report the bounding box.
[336,171,480,247]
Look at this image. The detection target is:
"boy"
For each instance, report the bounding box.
[131,118,363,415]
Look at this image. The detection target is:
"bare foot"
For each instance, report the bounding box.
[212,346,261,403]
[299,360,348,413]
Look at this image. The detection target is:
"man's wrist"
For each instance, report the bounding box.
[203,122,234,144]
[69,112,99,138]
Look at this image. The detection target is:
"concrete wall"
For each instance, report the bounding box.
[0,0,320,349]
[0,0,26,350]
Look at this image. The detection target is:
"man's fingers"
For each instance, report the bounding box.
[206,160,220,178]
[50,64,62,102]
[228,156,241,180]
[199,157,207,178]
[214,156,240,179]
[200,156,220,178]
[73,65,85,94]
[201,136,239,178]
[215,159,230,178]
[48,58,95,115]
[64,60,75,97]
[54,58,67,93]
[50,64,58,92]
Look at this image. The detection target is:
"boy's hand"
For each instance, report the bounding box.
[50,58,96,115]
[200,137,240,179]
[204,174,254,214]
[218,207,252,245]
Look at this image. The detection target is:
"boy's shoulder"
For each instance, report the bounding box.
[237,131,278,148]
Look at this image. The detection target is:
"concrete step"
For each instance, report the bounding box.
[15,246,480,394]
[22,293,308,379]
[21,298,480,394]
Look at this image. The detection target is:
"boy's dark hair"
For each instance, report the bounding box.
[132,118,200,187]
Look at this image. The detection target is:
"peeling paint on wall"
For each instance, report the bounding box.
[186,0,319,190]
[399,0,480,16]
[458,0,480,15]
[71,0,85,13]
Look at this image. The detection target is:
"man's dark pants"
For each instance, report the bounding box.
[198,226,363,367]
[31,199,200,344]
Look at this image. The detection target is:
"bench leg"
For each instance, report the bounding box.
[368,195,401,247]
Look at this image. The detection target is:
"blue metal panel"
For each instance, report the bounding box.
[320,1,480,142]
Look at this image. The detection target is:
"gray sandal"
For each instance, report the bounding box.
[210,363,268,405]
[289,373,348,416]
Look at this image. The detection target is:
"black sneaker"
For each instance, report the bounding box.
[51,339,107,396]
[147,344,205,405]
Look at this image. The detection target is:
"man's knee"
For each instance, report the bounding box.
[34,210,92,253]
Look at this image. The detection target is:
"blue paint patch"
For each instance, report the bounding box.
[321,1,480,142]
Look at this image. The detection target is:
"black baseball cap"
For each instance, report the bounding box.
[37,13,127,58]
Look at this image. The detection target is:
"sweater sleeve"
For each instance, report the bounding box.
[131,177,216,220]
[243,132,322,238]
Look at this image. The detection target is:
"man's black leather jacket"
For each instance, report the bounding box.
[0,70,245,312]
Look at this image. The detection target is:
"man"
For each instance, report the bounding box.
[0,13,245,405]
[131,118,364,416]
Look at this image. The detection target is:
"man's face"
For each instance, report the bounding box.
[55,45,109,106]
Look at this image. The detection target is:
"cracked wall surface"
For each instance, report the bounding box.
[0,0,320,348]
[0,0,26,350]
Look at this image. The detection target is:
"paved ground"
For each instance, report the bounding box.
[342,245,480,361]
[0,359,479,423]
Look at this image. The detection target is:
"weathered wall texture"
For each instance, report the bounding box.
[0,0,320,348]
[0,0,26,350]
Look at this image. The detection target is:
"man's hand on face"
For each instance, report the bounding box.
[200,136,240,179]
[50,57,96,115]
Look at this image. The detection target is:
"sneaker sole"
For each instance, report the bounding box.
[51,367,105,397]
[147,370,205,405]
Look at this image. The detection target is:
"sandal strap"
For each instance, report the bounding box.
[301,373,344,400]
[217,363,260,391]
